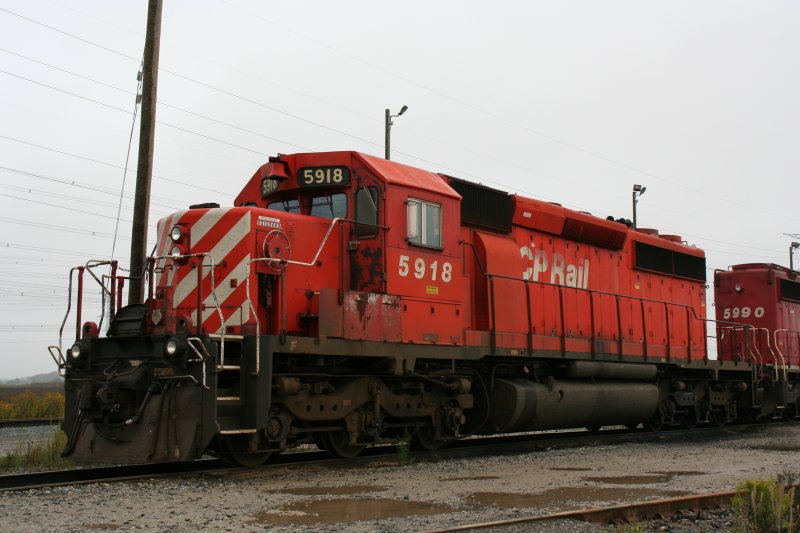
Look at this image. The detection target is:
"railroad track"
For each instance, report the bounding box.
[0,418,62,428]
[423,491,737,532]
[0,423,765,492]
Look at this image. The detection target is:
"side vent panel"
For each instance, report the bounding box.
[446,176,513,233]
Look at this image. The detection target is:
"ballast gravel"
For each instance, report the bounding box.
[2,424,799,532]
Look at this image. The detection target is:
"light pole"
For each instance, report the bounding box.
[632,184,646,229]
[791,242,799,270]
[385,105,408,160]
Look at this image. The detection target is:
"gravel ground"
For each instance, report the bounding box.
[1,424,799,532]
[0,425,58,455]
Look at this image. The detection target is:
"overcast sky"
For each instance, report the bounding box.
[0,1,798,379]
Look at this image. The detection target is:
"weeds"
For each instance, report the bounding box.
[396,431,412,462]
[0,390,64,419]
[732,470,800,532]
[613,525,646,533]
[0,429,72,472]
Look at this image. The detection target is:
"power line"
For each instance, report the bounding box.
[0,180,173,215]
[0,216,128,240]
[0,135,232,197]
[0,242,130,261]
[4,4,798,226]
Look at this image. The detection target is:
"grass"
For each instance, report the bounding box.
[0,390,64,419]
[733,471,800,533]
[395,431,412,462]
[0,429,73,472]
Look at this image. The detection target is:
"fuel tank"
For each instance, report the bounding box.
[482,378,659,433]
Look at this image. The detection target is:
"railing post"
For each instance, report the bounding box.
[558,286,566,357]
[109,261,117,320]
[685,306,692,362]
[615,295,623,359]
[640,299,648,360]
[489,276,496,354]
[588,291,596,358]
[76,267,85,341]
[196,259,203,335]
[524,280,533,356]
[117,277,125,311]
[664,302,671,361]
[148,258,155,303]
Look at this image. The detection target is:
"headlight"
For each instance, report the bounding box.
[164,338,179,357]
[170,225,184,243]
[69,343,82,360]
[170,246,182,258]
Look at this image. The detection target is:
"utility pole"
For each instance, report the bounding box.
[128,0,163,305]
[384,105,408,160]
[632,184,646,229]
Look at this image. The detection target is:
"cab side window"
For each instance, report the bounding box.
[407,198,441,249]
[355,187,379,238]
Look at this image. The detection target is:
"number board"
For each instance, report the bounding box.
[297,166,351,188]
[261,177,281,198]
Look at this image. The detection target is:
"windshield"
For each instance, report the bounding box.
[310,193,347,219]
[267,192,347,219]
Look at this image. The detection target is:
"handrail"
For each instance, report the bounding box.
[53,261,118,362]
[152,253,226,365]
[773,328,799,382]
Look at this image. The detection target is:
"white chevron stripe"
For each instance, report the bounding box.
[172,211,251,308]
[201,254,251,330]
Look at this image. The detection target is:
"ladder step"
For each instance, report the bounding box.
[208,334,244,340]
[217,396,241,402]
[217,365,240,371]
[220,429,257,435]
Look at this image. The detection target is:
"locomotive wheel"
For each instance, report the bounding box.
[681,409,699,430]
[411,426,445,451]
[644,409,664,432]
[321,429,365,459]
[312,432,328,451]
[711,408,727,428]
[221,436,272,467]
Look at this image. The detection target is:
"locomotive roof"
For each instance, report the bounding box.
[350,152,462,199]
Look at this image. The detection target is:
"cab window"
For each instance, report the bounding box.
[268,198,300,213]
[310,192,347,219]
[355,187,379,238]
[407,198,441,249]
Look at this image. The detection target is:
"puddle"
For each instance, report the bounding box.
[584,474,672,484]
[549,467,593,472]
[650,470,707,477]
[250,498,453,525]
[753,444,800,452]
[441,475,501,482]
[471,487,684,510]
[274,485,386,496]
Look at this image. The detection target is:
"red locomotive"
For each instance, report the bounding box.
[53,151,800,466]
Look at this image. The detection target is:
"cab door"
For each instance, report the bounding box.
[349,172,384,293]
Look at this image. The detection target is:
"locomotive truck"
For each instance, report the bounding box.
[52,151,800,466]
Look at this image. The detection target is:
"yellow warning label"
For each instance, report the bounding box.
[426,285,439,295]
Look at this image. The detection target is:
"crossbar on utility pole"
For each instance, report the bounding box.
[128,0,163,305]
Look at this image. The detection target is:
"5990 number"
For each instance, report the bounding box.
[722,306,765,320]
